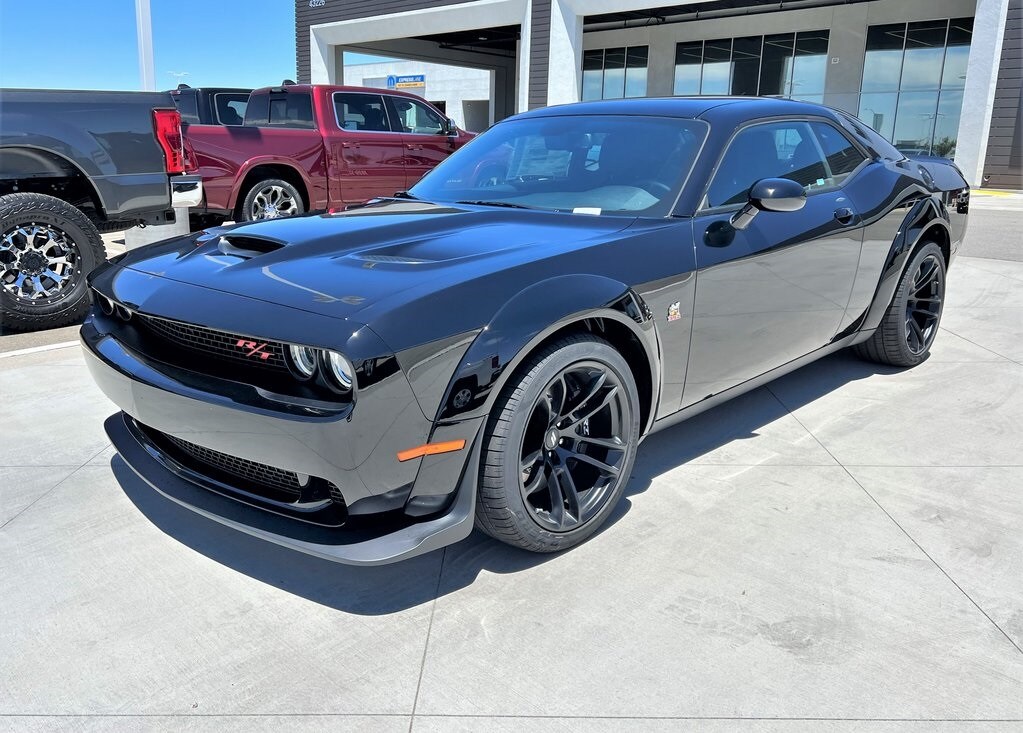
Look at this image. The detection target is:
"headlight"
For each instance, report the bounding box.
[287,344,318,379]
[325,351,355,391]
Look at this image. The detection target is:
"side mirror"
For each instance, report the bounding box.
[443,117,458,136]
[730,177,806,230]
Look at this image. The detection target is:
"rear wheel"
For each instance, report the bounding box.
[854,241,945,367]
[0,193,105,333]
[240,179,304,222]
[475,334,640,553]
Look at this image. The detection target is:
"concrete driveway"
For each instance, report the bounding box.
[1,202,1021,731]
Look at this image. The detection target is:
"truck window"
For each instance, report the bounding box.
[265,93,315,129]
[334,93,391,132]
[389,97,445,135]
[214,93,249,126]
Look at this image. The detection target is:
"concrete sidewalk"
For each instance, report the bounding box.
[0,252,1020,731]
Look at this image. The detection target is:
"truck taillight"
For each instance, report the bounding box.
[153,108,191,174]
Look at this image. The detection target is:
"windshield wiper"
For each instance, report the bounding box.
[455,199,539,210]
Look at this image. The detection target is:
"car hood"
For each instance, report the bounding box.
[117,199,635,322]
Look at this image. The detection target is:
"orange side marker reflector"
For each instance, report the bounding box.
[397,440,466,462]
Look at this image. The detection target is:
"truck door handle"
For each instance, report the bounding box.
[834,207,855,225]
[341,141,359,148]
[405,143,423,151]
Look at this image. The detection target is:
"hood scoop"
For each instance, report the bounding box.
[218,235,286,258]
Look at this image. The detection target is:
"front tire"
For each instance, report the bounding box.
[854,241,946,367]
[475,334,640,553]
[239,179,304,222]
[0,193,105,333]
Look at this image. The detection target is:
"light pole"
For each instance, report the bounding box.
[135,0,155,91]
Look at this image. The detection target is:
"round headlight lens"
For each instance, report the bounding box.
[326,351,355,391]
[288,345,318,379]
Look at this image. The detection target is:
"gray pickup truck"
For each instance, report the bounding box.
[0,89,203,332]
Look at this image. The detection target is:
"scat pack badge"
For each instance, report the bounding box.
[667,301,682,323]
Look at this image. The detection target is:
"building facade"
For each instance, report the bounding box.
[296,0,1021,188]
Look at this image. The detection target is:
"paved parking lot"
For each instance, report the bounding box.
[1,199,1021,731]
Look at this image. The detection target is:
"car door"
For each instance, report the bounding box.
[328,92,407,205]
[385,95,458,188]
[682,119,868,409]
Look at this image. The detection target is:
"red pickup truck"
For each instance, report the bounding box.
[185,84,474,224]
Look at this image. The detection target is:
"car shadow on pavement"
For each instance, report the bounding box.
[115,350,900,615]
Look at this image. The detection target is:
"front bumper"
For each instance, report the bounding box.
[171,175,203,208]
[105,412,480,565]
[82,315,483,565]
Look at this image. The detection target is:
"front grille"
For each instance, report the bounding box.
[137,314,289,372]
[165,434,303,500]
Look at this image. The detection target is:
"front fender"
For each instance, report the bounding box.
[428,273,660,432]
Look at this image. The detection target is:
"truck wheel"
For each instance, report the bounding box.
[0,193,105,333]
[240,179,304,222]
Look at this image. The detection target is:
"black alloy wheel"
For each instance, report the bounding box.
[854,241,946,367]
[905,252,943,355]
[476,334,640,553]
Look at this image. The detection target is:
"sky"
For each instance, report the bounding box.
[0,0,390,91]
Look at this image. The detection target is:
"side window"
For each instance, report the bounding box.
[810,122,867,184]
[706,121,828,208]
[214,93,248,126]
[390,97,445,135]
[334,93,391,132]
[265,93,314,129]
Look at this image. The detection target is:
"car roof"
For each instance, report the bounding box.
[249,84,432,102]
[513,96,841,123]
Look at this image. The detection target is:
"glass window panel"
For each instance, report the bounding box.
[858,92,898,141]
[674,41,703,95]
[582,50,604,101]
[792,30,828,95]
[901,20,947,91]
[731,36,762,96]
[625,46,648,98]
[862,23,906,93]
[933,89,964,158]
[759,33,794,96]
[706,121,824,207]
[892,91,939,154]
[702,38,732,95]
[942,18,973,89]
[810,121,867,183]
[602,47,626,99]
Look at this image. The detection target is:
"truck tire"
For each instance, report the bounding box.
[0,192,106,333]
[239,179,304,222]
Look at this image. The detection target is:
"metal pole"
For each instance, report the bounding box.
[135,0,156,91]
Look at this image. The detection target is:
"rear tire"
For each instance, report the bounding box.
[854,241,945,367]
[239,179,304,222]
[475,334,640,553]
[0,193,105,333]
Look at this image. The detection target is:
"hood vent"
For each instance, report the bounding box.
[218,235,286,258]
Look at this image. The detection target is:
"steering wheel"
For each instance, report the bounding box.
[635,179,672,197]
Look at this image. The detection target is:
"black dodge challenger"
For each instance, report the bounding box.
[83,98,969,564]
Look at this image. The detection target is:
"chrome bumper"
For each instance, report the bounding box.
[170,175,203,208]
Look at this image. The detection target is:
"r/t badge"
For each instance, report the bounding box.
[667,301,682,323]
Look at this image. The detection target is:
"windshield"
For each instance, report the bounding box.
[409,114,708,217]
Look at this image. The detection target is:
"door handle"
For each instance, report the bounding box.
[834,207,855,225]
[341,141,359,148]
[405,143,423,151]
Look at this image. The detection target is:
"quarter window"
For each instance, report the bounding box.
[706,120,857,209]
[265,93,314,129]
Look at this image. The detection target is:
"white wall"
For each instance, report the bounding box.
[344,59,493,131]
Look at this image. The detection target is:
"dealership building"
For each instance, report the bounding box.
[297,0,1021,188]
